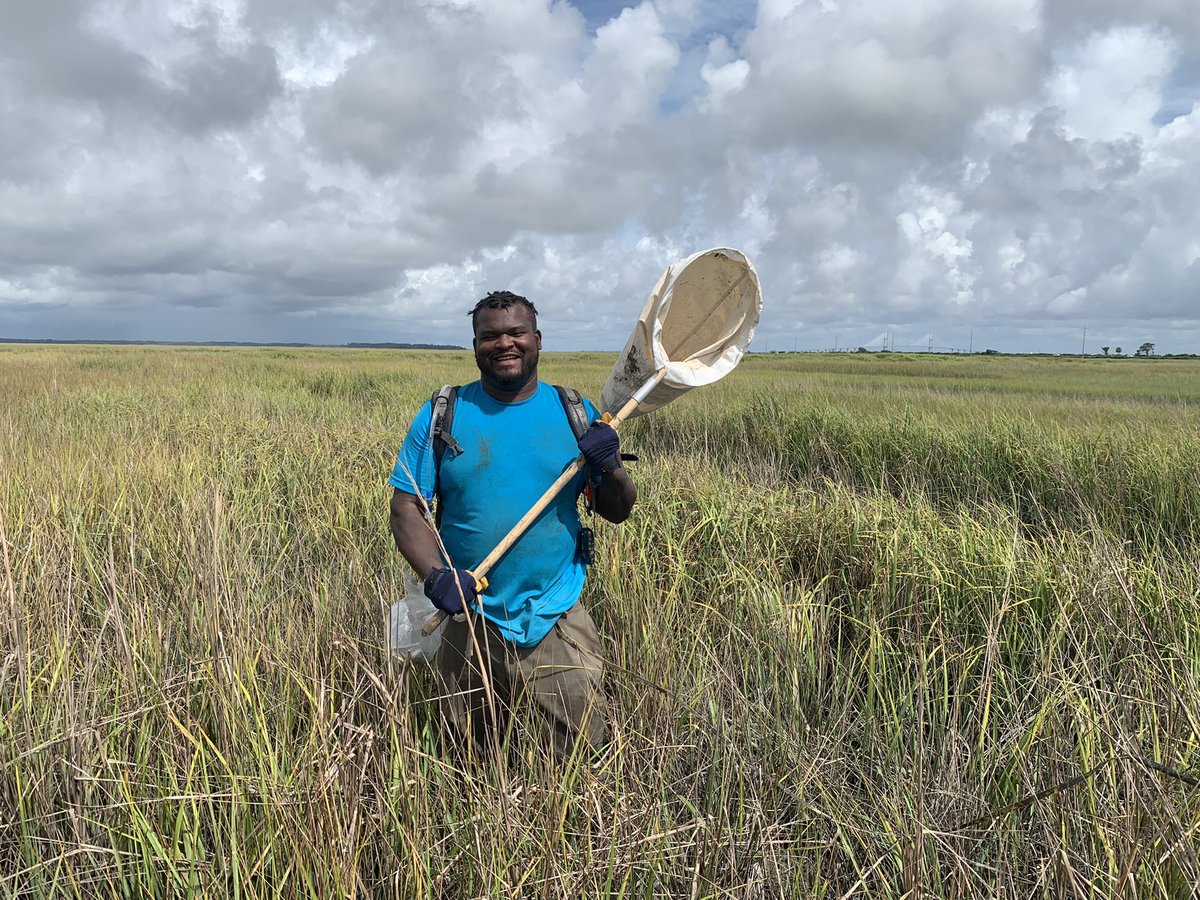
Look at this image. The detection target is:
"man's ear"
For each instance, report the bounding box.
[535,329,542,349]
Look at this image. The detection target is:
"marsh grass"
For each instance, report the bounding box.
[2,346,1200,898]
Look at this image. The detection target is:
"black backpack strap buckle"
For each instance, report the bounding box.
[430,385,464,464]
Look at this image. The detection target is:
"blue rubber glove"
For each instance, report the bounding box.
[423,566,478,615]
[578,422,621,477]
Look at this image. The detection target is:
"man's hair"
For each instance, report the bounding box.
[468,291,538,332]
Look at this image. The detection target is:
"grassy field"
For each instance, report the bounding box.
[2,344,1200,898]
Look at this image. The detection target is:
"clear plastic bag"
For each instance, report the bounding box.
[387,577,445,663]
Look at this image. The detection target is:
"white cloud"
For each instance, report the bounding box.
[586,4,680,122]
[699,56,749,112]
[1049,26,1174,141]
[0,0,1198,352]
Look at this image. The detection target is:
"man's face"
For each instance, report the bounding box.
[473,304,541,393]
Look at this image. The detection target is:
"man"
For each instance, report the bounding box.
[388,290,636,756]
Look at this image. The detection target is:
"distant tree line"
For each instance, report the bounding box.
[1099,342,1156,357]
[0,338,464,350]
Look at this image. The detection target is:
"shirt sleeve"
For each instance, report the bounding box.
[388,399,436,501]
[583,396,601,424]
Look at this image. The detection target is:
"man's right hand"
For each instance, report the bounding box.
[423,566,479,615]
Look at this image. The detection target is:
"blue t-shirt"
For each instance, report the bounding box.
[389,381,599,647]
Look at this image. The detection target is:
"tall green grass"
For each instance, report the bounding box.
[635,394,1200,548]
[2,346,1199,897]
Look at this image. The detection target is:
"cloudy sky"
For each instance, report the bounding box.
[1,0,1197,353]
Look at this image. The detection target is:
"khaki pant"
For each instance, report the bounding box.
[433,601,609,757]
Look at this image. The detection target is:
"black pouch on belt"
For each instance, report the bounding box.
[576,527,595,565]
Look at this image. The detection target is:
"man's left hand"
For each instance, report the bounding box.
[578,422,621,476]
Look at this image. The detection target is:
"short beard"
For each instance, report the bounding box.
[478,350,538,392]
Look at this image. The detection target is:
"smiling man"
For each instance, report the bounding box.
[388,290,637,757]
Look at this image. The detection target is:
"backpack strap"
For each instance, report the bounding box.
[553,385,591,442]
[430,385,463,469]
[553,385,596,510]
